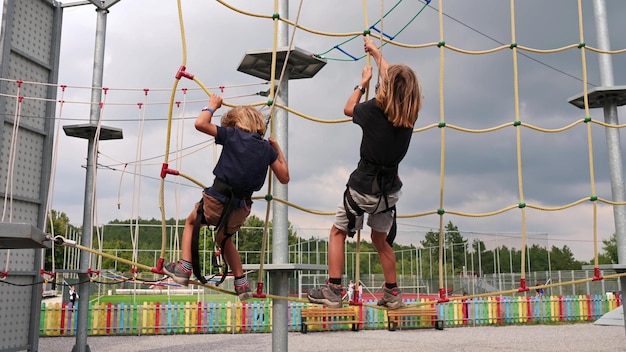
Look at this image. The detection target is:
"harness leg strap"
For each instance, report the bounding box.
[344,187,365,238]
[191,198,207,284]
[386,205,397,247]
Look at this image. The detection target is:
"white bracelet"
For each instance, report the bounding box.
[202,106,215,114]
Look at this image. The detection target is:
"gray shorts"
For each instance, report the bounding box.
[334,187,401,234]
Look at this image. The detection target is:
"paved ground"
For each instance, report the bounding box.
[39,323,626,352]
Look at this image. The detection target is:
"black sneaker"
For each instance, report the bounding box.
[307,281,343,308]
[163,261,191,286]
[377,285,405,309]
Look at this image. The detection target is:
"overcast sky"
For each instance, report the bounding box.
[4,0,626,261]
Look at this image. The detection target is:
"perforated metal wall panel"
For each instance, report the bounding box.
[0,0,62,350]
[0,274,35,349]
[0,127,45,200]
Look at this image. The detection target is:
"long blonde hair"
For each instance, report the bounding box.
[375,64,421,128]
[220,106,267,135]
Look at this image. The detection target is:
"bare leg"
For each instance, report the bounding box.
[216,232,244,277]
[307,224,346,307]
[181,209,196,262]
[328,225,347,279]
[371,229,397,284]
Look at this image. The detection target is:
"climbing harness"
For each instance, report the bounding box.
[191,178,252,285]
[343,159,398,246]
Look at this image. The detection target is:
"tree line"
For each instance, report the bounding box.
[44,210,619,278]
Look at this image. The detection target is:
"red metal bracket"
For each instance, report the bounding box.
[160,163,180,179]
[592,267,604,281]
[517,278,530,292]
[151,257,165,275]
[437,287,450,303]
[253,282,267,298]
[175,65,194,80]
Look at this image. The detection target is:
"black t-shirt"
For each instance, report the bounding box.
[348,99,413,195]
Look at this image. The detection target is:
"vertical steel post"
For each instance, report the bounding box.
[271,1,289,351]
[72,7,108,352]
[592,0,626,333]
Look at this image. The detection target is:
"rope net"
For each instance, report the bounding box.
[2,0,626,306]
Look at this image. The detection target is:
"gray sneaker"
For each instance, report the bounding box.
[163,261,191,286]
[377,286,405,309]
[307,281,343,308]
[235,282,253,301]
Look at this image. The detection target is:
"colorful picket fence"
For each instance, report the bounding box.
[40,294,621,336]
[436,294,622,326]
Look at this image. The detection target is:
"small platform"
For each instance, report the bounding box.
[63,123,123,140]
[568,85,626,109]
[242,264,327,271]
[0,222,50,249]
[237,46,327,81]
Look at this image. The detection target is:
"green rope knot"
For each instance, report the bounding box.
[584,116,592,123]
[438,121,446,128]
[363,29,371,36]
[264,194,273,201]
[266,99,274,106]
[437,41,446,47]
[510,42,517,49]
[272,13,280,20]
[513,120,521,126]
[590,195,598,201]
[518,202,526,208]
[578,42,586,48]
[437,208,445,215]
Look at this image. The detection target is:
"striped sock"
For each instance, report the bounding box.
[180,260,193,272]
[234,276,248,287]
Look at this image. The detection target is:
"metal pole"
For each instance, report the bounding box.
[592,0,626,261]
[592,0,626,333]
[72,7,108,352]
[271,1,289,351]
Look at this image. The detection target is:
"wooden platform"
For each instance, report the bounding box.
[387,307,444,331]
[301,307,360,333]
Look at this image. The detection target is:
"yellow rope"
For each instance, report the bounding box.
[256,0,280,287]
[105,0,626,305]
[59,235,626,309]
[436,0,446,293]
[508,0,529,281]
[362,0,371,67]
[215,0,626,56]
[157,0,188,260]
[576,0,600,268]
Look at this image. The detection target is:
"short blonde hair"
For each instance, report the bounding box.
[375,64,421,128]
[220,106,267,135]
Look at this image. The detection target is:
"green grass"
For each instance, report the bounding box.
[90,294,267,305]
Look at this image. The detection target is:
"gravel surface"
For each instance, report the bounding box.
[38,323,626,352]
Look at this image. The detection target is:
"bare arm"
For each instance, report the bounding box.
[194,94,223,136]
[344,65,372,117]
[268,137,290,184]
[364,36,389,73]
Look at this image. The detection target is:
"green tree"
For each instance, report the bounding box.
[44,209,71,270]
[420,221,468,275]
[528,244,550,271]
[550,245,582,270]
[595,234,618,264]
